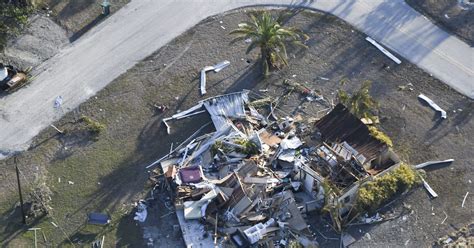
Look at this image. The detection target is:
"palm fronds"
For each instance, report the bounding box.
[230,11,309,76]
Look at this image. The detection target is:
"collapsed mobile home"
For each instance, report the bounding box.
[144,90,403,247]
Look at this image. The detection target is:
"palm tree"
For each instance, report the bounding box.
[338,80,378,119]
[230,11,309,76]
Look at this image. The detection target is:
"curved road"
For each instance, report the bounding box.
[0,0,473,157]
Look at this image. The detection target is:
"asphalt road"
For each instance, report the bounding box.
[0,0,472,157]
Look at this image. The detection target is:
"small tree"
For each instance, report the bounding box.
[230,11,309,76]
[338,80,378,120]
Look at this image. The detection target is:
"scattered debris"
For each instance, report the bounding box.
[319,76,329,81]
[50,124,64,134]
[54,96,63,108]
[67,181,74,185]
[365,37,401,64]
[0,63,28,92]
[418,94,447,119]
[146,91,427,246]
[200,60,230,95]
[87,213,111,225]
[134,201,148,222]
[414,159,454,169]
[461,192,469,208]
[441,211,448,224]
[421,177,438,198]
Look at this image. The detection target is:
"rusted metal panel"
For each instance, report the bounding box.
[314,104,387,162]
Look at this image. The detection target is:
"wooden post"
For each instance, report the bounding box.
[15,164,26,224]
[28,228,41,248]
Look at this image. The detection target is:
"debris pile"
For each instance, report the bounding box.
[146,91,408,247]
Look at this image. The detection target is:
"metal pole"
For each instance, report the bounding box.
[15,164,26,224]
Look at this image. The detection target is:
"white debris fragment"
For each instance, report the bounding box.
[365,37,401,64]
[134,202,148,222]
[422,177,438,198]
[461,192,469,208]
[418,94,447,119]
[68,181,74,185]
[54,96,63,108]
[200,61,230,95]
[414,159,454,169]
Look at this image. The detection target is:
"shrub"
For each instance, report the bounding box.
[80,115,106,134]
[338,80,378,120]
[368,126,393,147]
[356,163,420,212]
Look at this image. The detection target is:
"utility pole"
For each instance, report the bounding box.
[15,160,26,224]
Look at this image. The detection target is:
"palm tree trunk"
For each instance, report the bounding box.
[261,47,271,77]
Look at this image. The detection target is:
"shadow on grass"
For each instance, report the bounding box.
[0,206,47,247]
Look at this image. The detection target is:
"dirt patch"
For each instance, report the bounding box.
[0,8,472,247]
[0,14,69,70]
[406,0,474,46]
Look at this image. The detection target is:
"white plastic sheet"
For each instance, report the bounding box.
[418,94,447,119]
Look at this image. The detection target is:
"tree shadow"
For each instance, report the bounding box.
[405,0,474,46]
[69,14,106,43]
[224,62,262,93]
[360,1,449,63]
[115,212,144,247]
[0,205,47,247]
[423,98,473,146]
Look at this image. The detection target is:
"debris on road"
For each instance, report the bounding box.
[365,37,401,64]
[418,94,447,119]
[54,96,63,109]
[200,60,230,95]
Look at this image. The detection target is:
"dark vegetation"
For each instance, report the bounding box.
[0,1,33,49]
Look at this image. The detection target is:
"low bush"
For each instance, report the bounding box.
[356,163,421,212]
[80,115,106,134]
[368,126,393,147]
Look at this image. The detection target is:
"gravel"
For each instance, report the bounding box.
[0,14,69,70]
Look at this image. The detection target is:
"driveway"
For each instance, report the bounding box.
[0,0,472,157]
